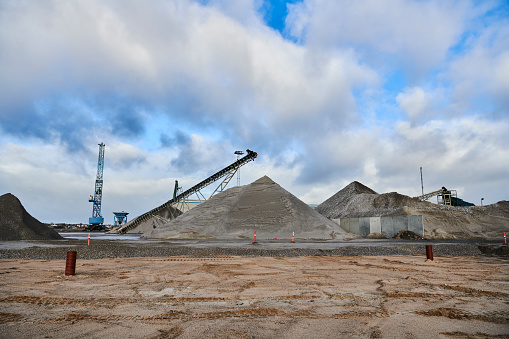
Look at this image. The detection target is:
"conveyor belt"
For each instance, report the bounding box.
[117,149,257,233]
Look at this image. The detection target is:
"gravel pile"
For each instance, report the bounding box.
[316,181,377,219]
[145,176,347,240]
[316,182,509,240]
[0,239,497,259]
[316,182,425,219]
[0,193,62,241]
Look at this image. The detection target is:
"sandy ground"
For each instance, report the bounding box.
[1,255,508,338]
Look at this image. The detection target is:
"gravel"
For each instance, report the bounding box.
[0,193,62,241]
[1,239,505,260]
[145,176,346,240]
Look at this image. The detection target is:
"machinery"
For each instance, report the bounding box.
[117,149,258,233]
[113,211,129,227]
[88,143,105,230]
[416,186,475,206]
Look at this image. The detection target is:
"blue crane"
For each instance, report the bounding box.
[88,143,105,230]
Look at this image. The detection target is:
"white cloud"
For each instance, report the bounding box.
[396,87,433,122]
[0,0,377,146]
[286,0,475,79]
[448,21,509,115]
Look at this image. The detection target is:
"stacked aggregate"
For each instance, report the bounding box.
[0,193,62,241]
[145,176,347,240]
[317,182,425,219]
[316,181,377,219]
[317,182,509,240]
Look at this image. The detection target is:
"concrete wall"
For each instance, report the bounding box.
[339,216,423,238]
[408,215,423,236]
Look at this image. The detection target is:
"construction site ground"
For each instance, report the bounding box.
[0,237,508,338]
[1,253,508,338]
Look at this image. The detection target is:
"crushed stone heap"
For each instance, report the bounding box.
[0,193,62,241]
[317,182,509,240]
[317,181,423,219]
[316,181,378,219]
[144,175,348,240]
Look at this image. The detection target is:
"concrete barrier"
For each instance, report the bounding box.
[359,218,371,236]
[408,215,423,236]
[339,216,423,238]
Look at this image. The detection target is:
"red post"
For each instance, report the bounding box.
[65,251,77,276]
[253,231,257,243]
[425,245,434,261]
[291,232,295,243]
[88,233,90,246]
[504,232,507,245]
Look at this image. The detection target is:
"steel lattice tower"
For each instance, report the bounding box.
[89,143,105,228]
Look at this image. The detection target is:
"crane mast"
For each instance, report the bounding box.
[88,143,105,230]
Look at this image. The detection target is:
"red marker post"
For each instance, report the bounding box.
[425,245,434,261]
[65,251,77,276]
[291,232,295,243]
[88,233,90,246]
[504,232,507,245]
[253,231,257,244]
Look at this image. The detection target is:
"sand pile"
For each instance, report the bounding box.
[395,202,509,239]
[120,204,182,234]
[144,176,348,240]
[0,193,62,241]
[317,182,509,240]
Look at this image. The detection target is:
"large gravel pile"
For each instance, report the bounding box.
[144,176,347,240]
[316,182,424,218]
[0,193,62,241]
[316,182,509,240]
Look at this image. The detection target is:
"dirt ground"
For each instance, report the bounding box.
[1,255,508,338]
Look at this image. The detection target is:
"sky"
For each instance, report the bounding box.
[0,0,508,224]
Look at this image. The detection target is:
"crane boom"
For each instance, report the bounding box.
[117,149,257,233]
[89,143,105,229]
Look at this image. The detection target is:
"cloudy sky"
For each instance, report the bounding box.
[1,0,508,224]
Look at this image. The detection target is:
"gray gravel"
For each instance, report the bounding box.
[1,239,506,260]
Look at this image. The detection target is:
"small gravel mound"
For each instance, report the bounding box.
[478,245,509,256]
[394,230,422,240]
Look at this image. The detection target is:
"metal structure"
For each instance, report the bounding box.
[420,167,424,196]
[117,149,258,233]
[88,143,105,230]
[416,186,474,206]
[113,211,129,227]
[234,151,244,186]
